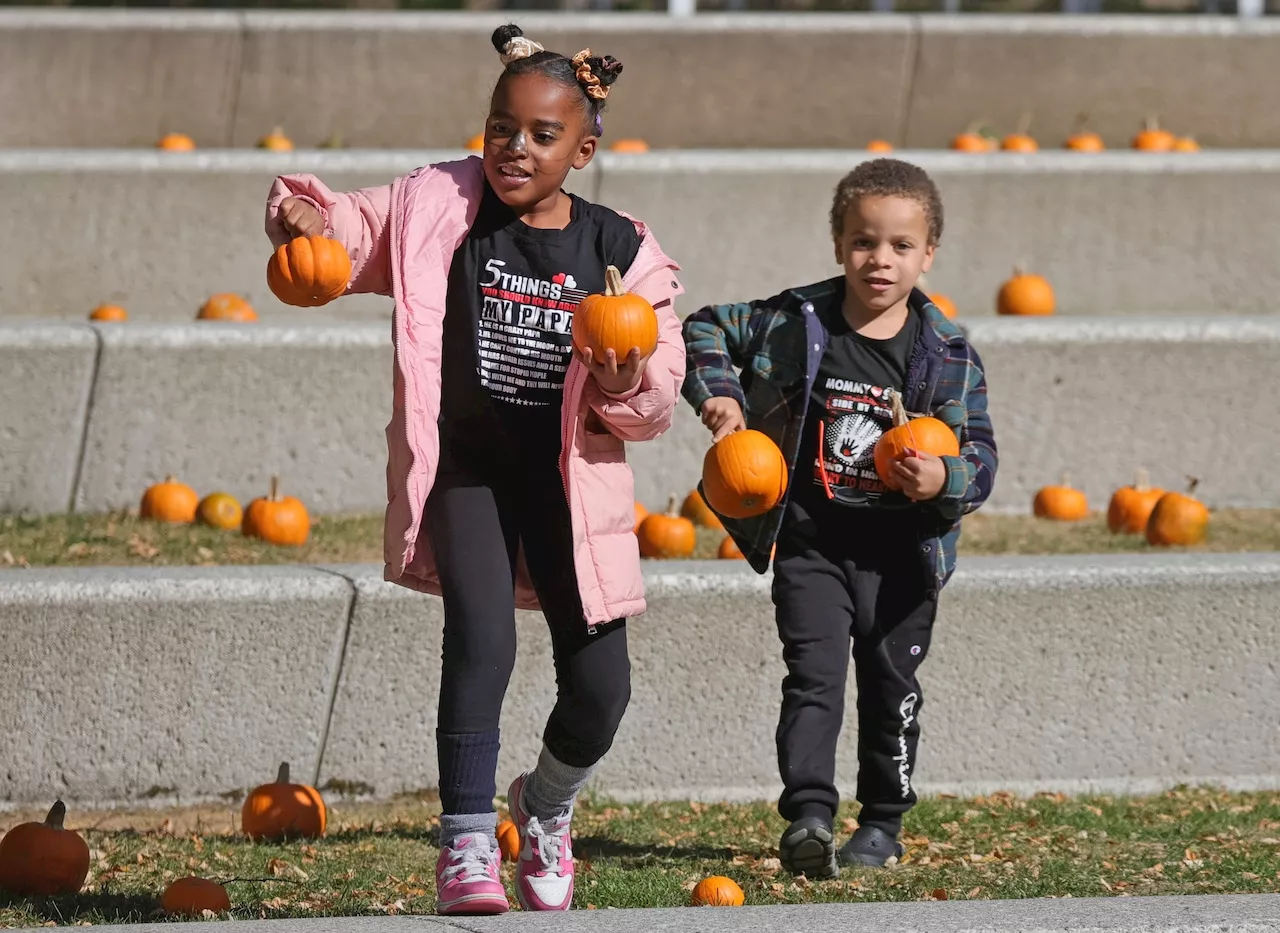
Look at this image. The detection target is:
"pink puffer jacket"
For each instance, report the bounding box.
[265,157,685,625]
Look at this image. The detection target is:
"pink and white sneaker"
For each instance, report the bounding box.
[434,833,510,916]
[508,771,575,911]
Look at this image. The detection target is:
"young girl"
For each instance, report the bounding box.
[265,25,685,916]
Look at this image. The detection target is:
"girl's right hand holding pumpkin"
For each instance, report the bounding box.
[278,197,326,238]
[701,397,746,442]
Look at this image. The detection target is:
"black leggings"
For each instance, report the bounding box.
[426,456,631,814]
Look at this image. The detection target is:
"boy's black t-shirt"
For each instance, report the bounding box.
[438,183,642,470]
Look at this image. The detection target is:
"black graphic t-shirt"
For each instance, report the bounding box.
[438,183,642,468]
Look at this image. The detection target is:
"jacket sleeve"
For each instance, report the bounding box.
[935,345,998,519]
[265,174,393,297]
[679,299,758,414]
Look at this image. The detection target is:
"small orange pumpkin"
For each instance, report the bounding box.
[1032,473,1089,521]
[681,489,723,530]
[572,265,659,363]
[89,303,128,322]
[0,801,91,896]
[465,132,485,151]
[198,293,258,322]
[241,762,326,840]
[257,126,294,152]
[1172,136,1201,152]
[928,293,958,320]
[702,430,789,520]
[1146,478,1210,547]
[634,501,649,532]
[609,138,650,153]
[690,875,745,907]
[1064,131,1105,152]
[242,476,310,547]
[637,495,697,559]
[865,139,894,152]
[140,474,199,523]
[267,235,352,308]
[496,819,520,862]
[1107,468,1165,534]
[717,536,745,560]
[1001,133,1038,153]
[873,391,960,490]
[161,876,231,916]
[950,121,997,152]
[156,132,196,151]
[1131,115,1176,152]
[197,492,243,531]
[996,266,1055,316]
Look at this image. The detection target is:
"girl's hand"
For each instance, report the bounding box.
[278,197,326,238]
[892,448,947,501]
[581,346,650,396]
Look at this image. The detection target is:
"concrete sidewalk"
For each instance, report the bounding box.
[97,895,1280,932]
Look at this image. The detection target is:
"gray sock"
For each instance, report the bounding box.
[439,811,498,851]
[523,745,598,822]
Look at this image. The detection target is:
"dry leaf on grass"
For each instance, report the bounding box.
[268,858,309,881]
[128,534,160,559]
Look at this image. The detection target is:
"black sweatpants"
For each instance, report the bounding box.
[771,525,938,836]
[426,450,631,817]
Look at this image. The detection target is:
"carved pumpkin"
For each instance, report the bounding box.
[681,489,723,530]
[198,293,258,323]
[689,875,745,907]
[1032,474,1089,521]
[465,133,485,151]
[89,304,128,322]
[197,492,243,531]
[496,819,520,862]
[928,293,957,320]
[0,801,90,896]
[267,235,352,308]
[242,476,310,547]
[157,132,196,151]
[162,877,231,916]
[702,430,788,520]
[637,495,696,559]
[873,391,960,490]
[997,267,1055,316]
[140,475,199,524]
[717,536,745,560]
[1146,478,1209,547]
[241,762,326,840]
[1131,115,1176,152]
[257,126,294,152]
[865,139,894,152]
[609,139,650,153]
[1107,468,1165,534]
[572,266,659,363]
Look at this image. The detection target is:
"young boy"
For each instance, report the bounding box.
[681,158,998,878]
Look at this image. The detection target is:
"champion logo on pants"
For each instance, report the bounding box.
[892,693,919,799]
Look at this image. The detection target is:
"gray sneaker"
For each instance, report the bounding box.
[838,825,905,868]
[778,817,839,879]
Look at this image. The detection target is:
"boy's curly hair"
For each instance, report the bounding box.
[829,158,944,246]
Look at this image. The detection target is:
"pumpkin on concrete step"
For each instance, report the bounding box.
[1107,468,1165,534]
[89,303,128,322]
[1032,473,1089,521]
[571,266,658,363]
[156,132,196,151]
[633,501,649,532]
[140,475,199,524]
[1172,136,1201,152]
[1146,478,1209,547]
[198,293,258,323]
[242,476,310,546]
[873,391,960,491]
[257,126,294,152]
[496,819,520,862]
[608,138,650,153]
[267,234,352,308]
[197,492,243,531]
[950,121,997,152]
[465,133,485,151]
[865,139,894,153]
[0,801,90,896]
[996,267,1055,316]
[681,489,723,530]
[161,876,231,916]
[1131,115,1176,152]
[1064,131,1105,152]
[637,495,696,559]
[702,430,788,520]
[928,293,957,320]
[717,536,745,560]
[689,875,744,907]
[241,762,326,841]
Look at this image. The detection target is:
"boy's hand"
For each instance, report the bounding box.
[278,197,326,238]
[700,397,746,442]
[892,448,947,501]
[581,346,650,396]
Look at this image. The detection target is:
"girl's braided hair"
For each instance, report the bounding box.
[491,24,624,137]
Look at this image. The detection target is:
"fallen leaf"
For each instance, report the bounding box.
[268,858,308,881]
[967,886,982,898]
[1242,872,1260,881]
[128,534,159,559]
[931,888,948,900]
[1,550,13,565]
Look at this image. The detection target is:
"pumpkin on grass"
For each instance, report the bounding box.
[702,430,788,520]
[89,303,128,322]
[161,876,231,916]
[690,875,745,907]
[267,235,352,308]
[1146,477,1210,547]
[0,801,90,896]
[496,819,520,862]
[197,492,243,531]
[242,762,327,840]
[1032,473,1089,521]
[243,476,310,546]
[140,475,199,524]
[996,266,1055,316]
[637,495,696,559]
[571,266,658,363]
[873,391,960,490]
[198,293,258,323]
[1107,468,1165,534]
[681,489,723,530]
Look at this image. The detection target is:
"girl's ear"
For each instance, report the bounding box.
[573,134,599,171]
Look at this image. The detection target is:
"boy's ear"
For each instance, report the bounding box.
[573,135,599,171]
[921,243,937,274]
[832,235,843,266]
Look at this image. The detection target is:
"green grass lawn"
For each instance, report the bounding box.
[1,787,1277,925]
[4,508,1280,570]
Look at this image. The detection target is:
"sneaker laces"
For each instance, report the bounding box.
[524,816,569,874]
[442,835,498,884]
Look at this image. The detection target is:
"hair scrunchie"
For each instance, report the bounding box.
[572,48,610,101]
[501,35,545,65]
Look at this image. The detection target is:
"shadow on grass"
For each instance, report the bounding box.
[574,834,737,863]
[0,890,159,925]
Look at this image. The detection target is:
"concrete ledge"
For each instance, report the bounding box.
[0,565,353,806]
[3,150,1279,320]
[5,554,1274,806]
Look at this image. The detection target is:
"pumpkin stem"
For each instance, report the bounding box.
[165,474,177,484]
[1145,112,1160,132]
[45,799,67,830]
[276,762,290,784]
[1135,467,1150,491]
[1016,110,1033,136]
[1185,475,1200,496]
[888,390,909,428]
[604,265,625,298]
[270,475,280,503]
[1059,470,1072,487]
[1072,111,1089,133]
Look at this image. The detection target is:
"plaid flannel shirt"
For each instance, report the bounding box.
[680,277,998,593]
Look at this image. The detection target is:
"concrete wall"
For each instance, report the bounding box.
[3,315,1278,516]
[4,12,1280,150]
[3,555,1277,807]
[4,150,1280,322]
